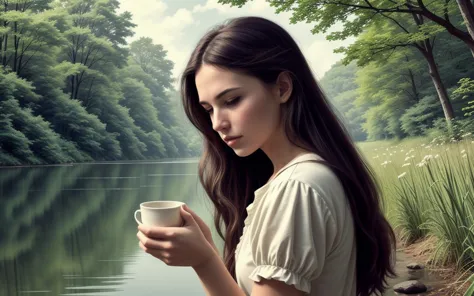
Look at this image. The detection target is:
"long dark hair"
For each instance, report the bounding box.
[180,16,396,296]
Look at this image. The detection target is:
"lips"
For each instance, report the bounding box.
[223,135,242,144]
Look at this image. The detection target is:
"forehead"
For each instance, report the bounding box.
[195,65,255,102]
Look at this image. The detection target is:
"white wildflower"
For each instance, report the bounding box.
[402,163,411,167]
[404,157,411,161]
[398,172,407,179]
[423,155,433,161]
[461,150,466,154]
[462,154,467,158]
[417,161,427,167]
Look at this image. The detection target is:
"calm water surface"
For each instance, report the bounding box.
[0,159,214,296]
[0,159,439,296]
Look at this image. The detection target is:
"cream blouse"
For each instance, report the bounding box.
[235,153,357,295]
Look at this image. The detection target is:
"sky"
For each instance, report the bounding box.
[117,0,354,88]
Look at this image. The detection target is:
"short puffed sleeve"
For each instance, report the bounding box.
[247,179,337,294]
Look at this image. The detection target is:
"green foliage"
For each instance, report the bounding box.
[129,37,174,90]
[360,137,474,280]
[400,95,444,137]
[320,61,367,141]
[453,78,474,117]
[0,0,196,165]
[0,113,40,164]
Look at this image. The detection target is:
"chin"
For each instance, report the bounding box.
[232,147,258,158]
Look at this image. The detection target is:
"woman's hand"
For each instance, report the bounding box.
[182,204,219,253]
[137,205,217,268]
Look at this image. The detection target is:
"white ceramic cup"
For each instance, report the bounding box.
[134,201,185,227]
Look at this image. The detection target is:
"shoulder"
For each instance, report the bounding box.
[274,159,345,199]
[269,159,349,222]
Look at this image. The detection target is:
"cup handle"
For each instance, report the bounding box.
[134,209,142,225]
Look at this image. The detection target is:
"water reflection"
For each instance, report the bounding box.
[0,160,213,296]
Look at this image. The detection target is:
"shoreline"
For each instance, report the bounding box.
[0,157,201,169]
[397,238,472,295]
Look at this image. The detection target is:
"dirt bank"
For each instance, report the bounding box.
[388,238,472,296]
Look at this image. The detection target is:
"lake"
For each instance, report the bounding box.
[0,159,440,295]
[0,159,217,296]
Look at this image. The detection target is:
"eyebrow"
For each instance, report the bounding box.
[199,87,241,105]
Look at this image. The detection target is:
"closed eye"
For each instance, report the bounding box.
[202,96,241,115]
[225,96,241,106]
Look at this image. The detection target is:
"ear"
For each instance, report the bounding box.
[275,71,293,104]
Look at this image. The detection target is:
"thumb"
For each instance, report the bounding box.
[180,205,196,226]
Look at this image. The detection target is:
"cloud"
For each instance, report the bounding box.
[193,0,268,13]
[193,0,232,14]
[119,0,168,21]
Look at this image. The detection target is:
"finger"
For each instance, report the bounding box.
[183,205,207,229]
[183,205,204,223]
[139,241,170,262]
[138,225,177,239]
[136,231,172,250]
[180,205,197,226]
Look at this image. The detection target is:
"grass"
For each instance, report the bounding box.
[356,133,474,294]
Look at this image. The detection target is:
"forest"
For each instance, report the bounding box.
[0,0,201,166]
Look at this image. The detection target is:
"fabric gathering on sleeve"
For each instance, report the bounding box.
[245,178,338,294]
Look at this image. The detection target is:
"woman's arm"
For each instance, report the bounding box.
[193,252,246,296]
[193,255,304,296]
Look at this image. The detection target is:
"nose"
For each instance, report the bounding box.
[211,109,230,132]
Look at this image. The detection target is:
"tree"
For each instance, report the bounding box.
[455,0,474,52]
[0,0,63,75]
[129,37,173,91]
[220,0,474,57]
[339,14,455,123]
[56,0,135,101]
[320,61,367,141]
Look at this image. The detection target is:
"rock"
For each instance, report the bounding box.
[406,262,424,270]
[407,269,424,280]
[393,280,427,294]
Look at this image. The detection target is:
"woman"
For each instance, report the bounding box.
[137,16,396,296]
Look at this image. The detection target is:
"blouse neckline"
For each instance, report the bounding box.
[254,152,323,197]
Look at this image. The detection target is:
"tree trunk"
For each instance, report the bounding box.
[456,0,474,57]
[70,75,75,100]
[12,21,18,73]
[2,2,7,67]
[420,40,455,125]
[409,12,454,126]
[2,33,7,67]
[404,55,420,102]
[408,68,420,102]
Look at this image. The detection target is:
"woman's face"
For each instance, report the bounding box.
[195,65,286,157]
